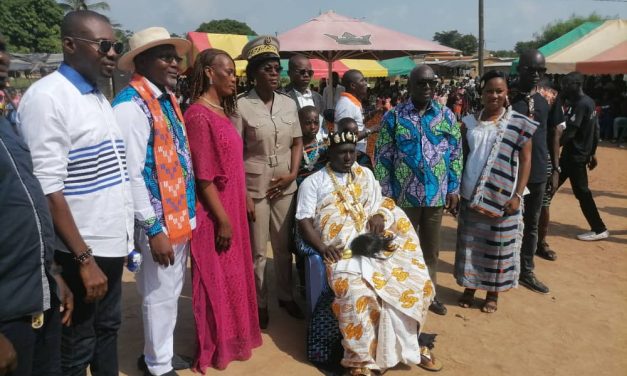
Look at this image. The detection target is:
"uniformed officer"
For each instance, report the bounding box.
[238,36,304,328]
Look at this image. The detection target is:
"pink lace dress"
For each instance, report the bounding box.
[184,104,262,372]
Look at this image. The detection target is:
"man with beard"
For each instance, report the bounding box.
[17,11,134,375]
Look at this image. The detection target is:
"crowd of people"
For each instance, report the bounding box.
[0,9,620,376]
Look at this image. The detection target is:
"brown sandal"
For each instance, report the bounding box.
[418,346,443,372]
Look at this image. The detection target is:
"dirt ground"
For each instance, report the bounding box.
[116,144,627,376]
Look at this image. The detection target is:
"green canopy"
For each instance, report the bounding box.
[510,21,604,73]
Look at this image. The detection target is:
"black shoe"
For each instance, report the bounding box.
[138,354,192,372]
[171,354,192,370]
[278,299,304,319]
[428,299,447,316]
[536,242,557,261]
[258,307,269,329]
[519,273,550,294]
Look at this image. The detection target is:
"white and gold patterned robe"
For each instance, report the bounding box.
[296,163,435,371]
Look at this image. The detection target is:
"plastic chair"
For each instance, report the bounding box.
[294,226,330,318]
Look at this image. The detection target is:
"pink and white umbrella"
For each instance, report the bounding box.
[277,10,458,82]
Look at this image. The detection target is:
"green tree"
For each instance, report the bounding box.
[57,0,110,12]
[433,30,478,56]
[491,50,517,58]
[514,40,540,55]
[0,0,64,53]
[196,19,256,35]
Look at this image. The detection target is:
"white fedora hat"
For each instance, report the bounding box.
[118,27,191,72]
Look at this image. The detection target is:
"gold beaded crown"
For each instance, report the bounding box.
[240,36,280,60]
[329,131,358,146]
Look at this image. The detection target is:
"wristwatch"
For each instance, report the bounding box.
[553,166,562,173]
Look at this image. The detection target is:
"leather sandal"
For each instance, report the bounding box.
[418,346,443,372]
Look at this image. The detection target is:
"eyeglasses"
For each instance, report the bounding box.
[158,55,183,64]
[415,80,437,88]
[72,37,124,55]
[521,66,547,75]
[262,64,283,74]
[294,69,314,77]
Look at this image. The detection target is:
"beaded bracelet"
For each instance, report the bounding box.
[74,247,93,265]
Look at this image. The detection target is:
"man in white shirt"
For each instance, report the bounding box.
[282,55,325,141]
[113,27,195,376]
[322,71,345,111]
[17,10,134,375]
[334,69,377,154]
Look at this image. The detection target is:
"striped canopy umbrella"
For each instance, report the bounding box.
[185,32,416,78]
[511,19,627,75]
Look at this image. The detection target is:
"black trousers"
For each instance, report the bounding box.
[55,252,124,376]
[558,157,607,233]
[520,181,546,276]
[0,298,62,376]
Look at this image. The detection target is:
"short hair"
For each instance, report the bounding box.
[336,117,358,132]
[479,70,507,91]
[288,54,308,71]
[564,72,584,85]
[298,105,317,118]
[61,10,111,38]
[341,69,361,88]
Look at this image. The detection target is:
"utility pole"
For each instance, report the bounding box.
[478,0,484,78]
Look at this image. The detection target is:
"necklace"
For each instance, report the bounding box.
[199,96,224,110]
[302,140,320,171]
[478,107,506,124]
[325,163,367,231]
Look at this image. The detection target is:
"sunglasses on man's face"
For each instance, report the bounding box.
[157,55,183,64]
[294,69,314,77]
[72,37,124,55]
[415,79,437,88]
[522,66,547,75]
[262,64,283,74]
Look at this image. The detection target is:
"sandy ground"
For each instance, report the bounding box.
[116,144,627,376]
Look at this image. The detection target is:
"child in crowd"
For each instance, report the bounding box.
[297,106,328,185]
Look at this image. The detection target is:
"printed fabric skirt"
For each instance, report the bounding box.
[454,199,524,292]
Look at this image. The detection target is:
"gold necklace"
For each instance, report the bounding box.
[326,163,367,231]
[199,96,224,110]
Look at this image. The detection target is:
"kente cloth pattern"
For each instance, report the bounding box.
[184,104,262,372]
[113,80,196,238]
[374,100,462,208]
[468,108,537,218]
[297,140,328,186]
[454,199,523,292]
[312,165,434,371]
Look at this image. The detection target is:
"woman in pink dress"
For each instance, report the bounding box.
[184,48,261,372]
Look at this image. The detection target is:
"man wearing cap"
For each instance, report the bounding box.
[238,36,304,328]
[17,10,134,375]
[112,27,195,376]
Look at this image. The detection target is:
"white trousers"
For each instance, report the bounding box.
[136,231,189,376]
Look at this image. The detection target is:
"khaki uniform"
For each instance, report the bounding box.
[238,89,302,307]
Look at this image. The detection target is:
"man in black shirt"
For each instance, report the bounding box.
[557,72,608,241]
[0,35,73,376]
[511,50,554,294]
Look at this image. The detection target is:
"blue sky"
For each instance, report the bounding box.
[104,0,625,50]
